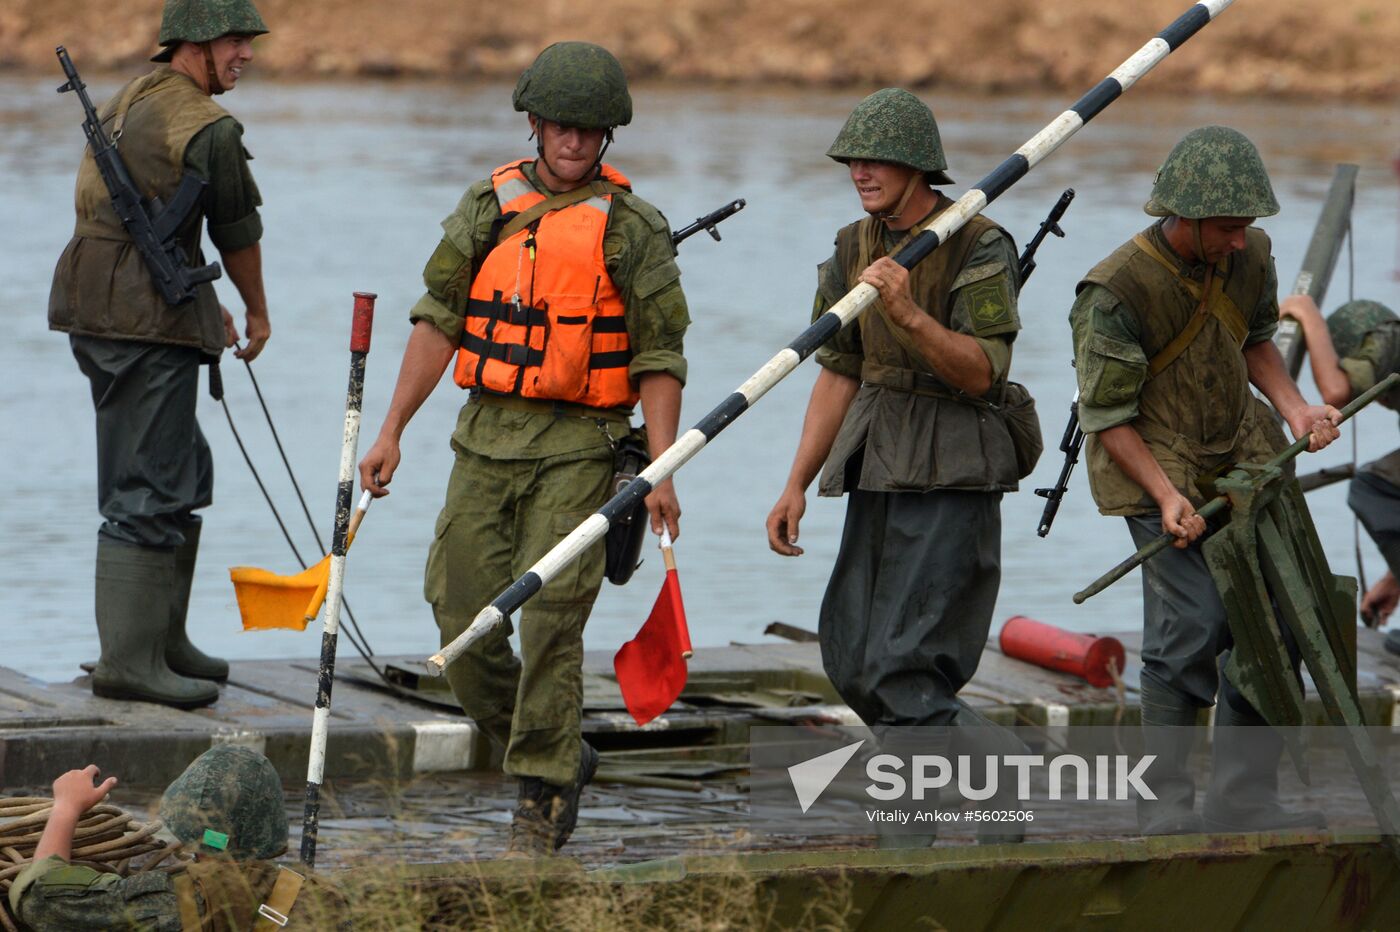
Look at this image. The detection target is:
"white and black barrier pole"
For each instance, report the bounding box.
[300,291,376,868]
[426,0,1239,677]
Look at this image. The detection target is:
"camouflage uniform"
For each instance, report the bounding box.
[813,89,1022,730]
[8,748,350,931]
[415,50,688,790]
[1333,302,1400,586]
[1071,127,1326,834]
[50,0,269,709]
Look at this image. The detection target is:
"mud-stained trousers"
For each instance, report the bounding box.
[426,446,612,787]
[818,488,1003,727]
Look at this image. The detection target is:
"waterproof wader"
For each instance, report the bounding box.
[73,336,223,706]
[819,488,1002,727]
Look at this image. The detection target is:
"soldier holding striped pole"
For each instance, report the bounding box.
[428,0,1244,681]
[764,87,1032,846]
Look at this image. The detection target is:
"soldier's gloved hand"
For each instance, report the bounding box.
[1286,404,1342,452]
[51,765,117,818]
[1159,493,1205,549]
[766,487,807,556]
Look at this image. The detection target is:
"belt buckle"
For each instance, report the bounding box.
[257,904,290,927]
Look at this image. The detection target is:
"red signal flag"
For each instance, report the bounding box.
[613,529,692,726]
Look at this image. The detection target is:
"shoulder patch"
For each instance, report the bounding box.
[962,275,1014,331]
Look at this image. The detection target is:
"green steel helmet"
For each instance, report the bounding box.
[159,746,288,860]
[1327,299,1398,360]
[1144,125,1280,219]
[513,42,632,129]
[151,0,269,63]
[825,88,954,186]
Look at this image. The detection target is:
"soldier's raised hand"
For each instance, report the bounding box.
[51,765,117,817]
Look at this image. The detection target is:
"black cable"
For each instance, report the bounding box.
[220,365,434,703]
[230,350,380,657]
[238,356,327,553]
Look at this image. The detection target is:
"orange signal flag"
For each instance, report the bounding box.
[613,529,692,726]
[230,493,371,631]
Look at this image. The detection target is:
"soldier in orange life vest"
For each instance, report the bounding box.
[358,42,689,857]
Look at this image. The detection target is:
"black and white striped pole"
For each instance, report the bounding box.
[426,0,1238,677]
[300,291,375,868]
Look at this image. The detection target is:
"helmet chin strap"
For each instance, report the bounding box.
[1191,218,1207,266]
[875,173,925,224]
[531,117,612,185]
[200,41,226,95]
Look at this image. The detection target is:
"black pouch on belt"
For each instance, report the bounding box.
[605,428,651,585]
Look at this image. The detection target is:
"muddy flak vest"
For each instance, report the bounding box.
[1080,225,1279,515]
[453,159,638,411]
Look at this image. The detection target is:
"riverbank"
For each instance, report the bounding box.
[4,0,1398,99]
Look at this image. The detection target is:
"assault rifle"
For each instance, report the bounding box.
[672,199,746,248]
[56,46,222,306]
[1035,392,1084,537]
[1010,187,1081,538]
[1018,188,1075,283]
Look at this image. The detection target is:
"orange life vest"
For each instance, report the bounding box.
[453,159,638,410]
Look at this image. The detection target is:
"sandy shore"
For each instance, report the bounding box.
[4,0,1398,99]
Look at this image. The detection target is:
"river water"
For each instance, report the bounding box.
[2,76,1397,683]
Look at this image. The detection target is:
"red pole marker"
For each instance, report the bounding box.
[999,615,1125,688]
[614,529,692,726]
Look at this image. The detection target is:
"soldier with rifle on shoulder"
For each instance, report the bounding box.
[52,0,272,711]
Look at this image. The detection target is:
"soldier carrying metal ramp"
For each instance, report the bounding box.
[1067,126,1349,837]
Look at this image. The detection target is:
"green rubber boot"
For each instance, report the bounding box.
[874,726,949,849]
[1203,698,1326,832]
[165,520,229,682]
[953,702,1029,845]
[1137,684,1205,835]
[91,540,219,710]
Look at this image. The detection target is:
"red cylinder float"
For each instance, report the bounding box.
[998,615,1126,688]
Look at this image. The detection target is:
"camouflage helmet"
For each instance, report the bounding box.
[1327,299,1397,360]
[151,0,269,63]
[826,88,954,186]
[513,42,632,129]
[159,746,287,860]
[1145,125,1280,219]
